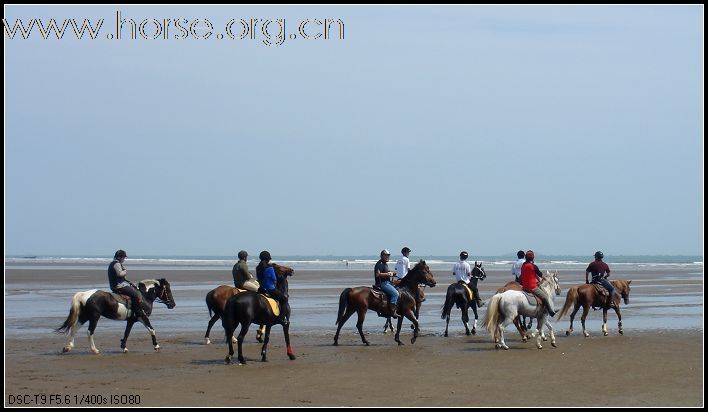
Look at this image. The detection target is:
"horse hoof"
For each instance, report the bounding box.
[91,349,100,354]
[288,354,297,360]
[537,345,543,350]
[466,331,471,336]
[583,332,590,338]
[503,345,509,350]
[411,338,416,345]
[364,341,370,346]
[603,332,608,336]
[565,331,571,336]
[225,356,232,365]
[154,345,160,351]
[333,341,338,346]
[551,342,557,348]
[123,348,129,353]
[397,341,404,346]
[542,336,548,342]
[472,329,476,335]
[62,346,71,353]
[619,330,624,335]
[205,338,211,345]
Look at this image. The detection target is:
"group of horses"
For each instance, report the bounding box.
[55,260,632,363]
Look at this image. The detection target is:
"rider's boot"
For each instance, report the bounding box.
[476,298,485,307]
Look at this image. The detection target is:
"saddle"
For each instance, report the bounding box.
[591,283,612,310]
[371,286,396,318]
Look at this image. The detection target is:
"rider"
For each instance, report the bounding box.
[395,247,425,303]
[107,249,147,319]
[374,249,399,318]
[232,250,260,292]
[512,250,525,283]
[453,251,484,307]
[586,251,619,309]
[520,250,556,317]
[256,250,289,325]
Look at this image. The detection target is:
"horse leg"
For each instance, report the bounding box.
[139,317,160,351]
[407,310,420,345]
[411,300,421,330]
[205,313,220,345]
[63,319,83,353]
[260,325,272,362]
[444,314,450,337]
[383,317,392,334]
[615,306,623,335]
[462,304,471,336]
[566,303,581,336]
[120,320,136,353]
[513,317,527,342]
[333,307,356,346]
[470,302,479,335]
[498,323,509,350]
[535,316,545,349]
[546,318,557,347]
[256,324,266,343]
[581,304,590,337]
[86,314,101,354]
[224,322,236,365]
[355,309,369,346]
[237,322,251,365]
[282,320,296,360]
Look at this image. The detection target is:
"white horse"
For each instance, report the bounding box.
[483,271,561,350]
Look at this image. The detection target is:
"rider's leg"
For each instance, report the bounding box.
[471,285,484,307]
[532,287,556,317]
[380,281,399,318]
[117,286,146,318]
[599,278,619,308]
[268,288,289,325]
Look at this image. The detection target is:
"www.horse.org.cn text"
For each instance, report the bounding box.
[3,11,345,46]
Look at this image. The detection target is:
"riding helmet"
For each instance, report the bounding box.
[259,250,272,261]
[517,250,525,259]
[460,251,469,260]
[380,249,391,258]
[237,250,248,260]
[525,250,535,261]
[594,251,604,259]
[401,247,411,255]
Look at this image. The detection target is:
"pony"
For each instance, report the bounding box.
[333,260,437,346]
[221,265,295,365]
[483,271,561,350]
[557,279,632,337]
[441,262,486,336]
[56,278,176,354]
[203,263,293,345]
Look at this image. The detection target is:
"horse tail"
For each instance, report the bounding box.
[336,288,352,326]
[441,285,455,319]
[557,286,578,320]
[56,292,82,333]
[483,293,503,334]
[206,289,215,318]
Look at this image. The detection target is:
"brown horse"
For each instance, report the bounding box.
[382,284,426,334]
[203,263,293,344]
[557,279,632,337]
[333,260,436,346]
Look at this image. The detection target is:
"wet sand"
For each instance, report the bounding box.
[4,267,704,407]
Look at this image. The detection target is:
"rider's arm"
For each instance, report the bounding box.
[585,271,590,284]
[113,262,127,279]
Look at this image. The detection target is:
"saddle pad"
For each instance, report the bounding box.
[522,291,541,306]
[592,284,609,296]
[264,296,280,316]
[461,284,474,301]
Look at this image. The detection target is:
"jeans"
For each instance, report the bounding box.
[379,281,399,305]
[594,278,616,296]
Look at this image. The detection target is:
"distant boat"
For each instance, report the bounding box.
[23,256,37,259]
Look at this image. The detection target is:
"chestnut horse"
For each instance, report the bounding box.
[203,263,293,344]
[441,262,486,336]
[56,278,176,354]
[557,279,632,337]
[221,265,296,365]
[333,260,436,346]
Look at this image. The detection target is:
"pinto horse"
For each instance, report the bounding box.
[221,265,295,365]
[56,278,176,354]
[333,260,437,346]
[203,263,293,345]
[441,262,486,336]
[557,279,632,337]
[483,271,561,350]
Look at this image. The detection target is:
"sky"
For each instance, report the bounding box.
[4,5,704,257]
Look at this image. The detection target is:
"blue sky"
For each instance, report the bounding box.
[4,5,703,257]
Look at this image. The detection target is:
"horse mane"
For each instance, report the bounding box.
[139,279,160,291]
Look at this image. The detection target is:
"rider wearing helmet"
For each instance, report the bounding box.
[520,250,556,317]
[232,250,259,292]
[374,249,399,318]
[453,251,485,307]
[107,249,147,319]
[586,251,618,308]
[256,250,289,325]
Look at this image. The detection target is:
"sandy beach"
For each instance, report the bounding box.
[4,265,704,407]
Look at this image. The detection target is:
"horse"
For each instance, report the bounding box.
[203,263,293,345]
[383,284,426,334]
[557,279,632,337]
[56,278,176,354]
[496,281,533,334]
[333,260,437,346]
[483,271,561,350]
[441,262,486,336]
[221,265,296,365]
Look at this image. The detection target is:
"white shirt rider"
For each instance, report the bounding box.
[395,255,410,278]
[453,260,472,283]
[512,258,524,280]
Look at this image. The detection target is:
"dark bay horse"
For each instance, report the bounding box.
[221,265,296,365]
[56,279,176,354]
[383,285,426,334]
[557,279,632,337]
[333,260,437,346]
[204,263,293,345]
[441,262,486,336]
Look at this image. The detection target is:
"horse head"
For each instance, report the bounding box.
[409,259,436,288]
[472,261,487,280]
[139,278,176,309]
[544,270,561,296]
[613,279,632,304]
[273,263,294,295]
